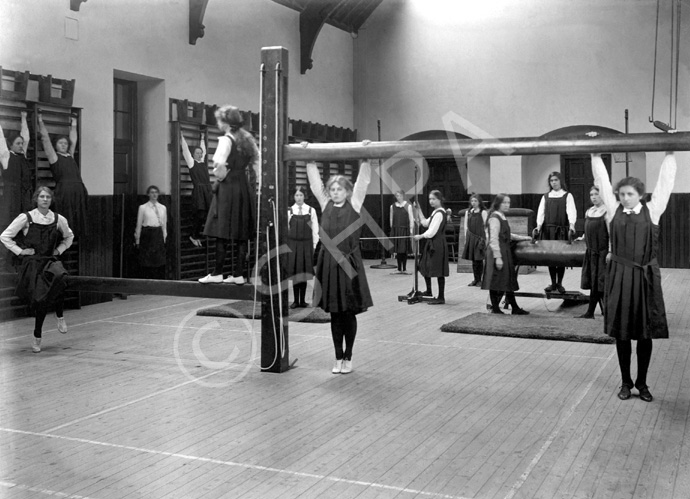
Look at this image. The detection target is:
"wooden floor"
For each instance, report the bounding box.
[1,263,690,499]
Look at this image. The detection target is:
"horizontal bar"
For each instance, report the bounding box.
[64,276,256,300]
[285,131,690,162]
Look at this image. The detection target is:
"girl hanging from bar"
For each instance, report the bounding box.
[286,187,319,308]
[180,130,212,248]
[462,193,488,286]
[0,111,34,224]
[536,171,577,294]
[592,151,676,403]
[389,190,414,274]
[199,105,260,285]
[306,143,372,375]
[1,186,74,353]
[481,194,532,314]
[37,112,89,236]
[413,190,449,305]
[574,185,608,319]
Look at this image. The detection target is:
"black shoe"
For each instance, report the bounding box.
[427,298,445,305]
[556,284,566,294]
[421,290,433,297]
[490,308,505,314]
[512,307,530,315]
[289,302,299,309]
[618,384,633,400]
[299,302,310,308]
[468,280,478,287]
[638,385,653,402]
[576,313,594,319]
[544,284,556,293]
[474,281,483,287]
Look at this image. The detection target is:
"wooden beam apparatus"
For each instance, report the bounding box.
[189,0,210,45]
[259,47,291,373]
[61,276,255,300]
[284,132,690,162]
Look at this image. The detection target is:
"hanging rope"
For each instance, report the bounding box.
[674,0,681,129]
[649,0,661,123]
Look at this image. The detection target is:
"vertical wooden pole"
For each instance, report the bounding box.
[260,47,290,373]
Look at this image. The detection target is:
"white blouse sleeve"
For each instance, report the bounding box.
[591,154,618,224]
[647,152,677,225]
[566,193,577,226]
[351,161,371,213]
[310,208,319,247]
[161,205,168,242]
[536,195,546,227]
[307,162,329,211]
[487,217,501,255]
[0,213,29,255]
[56,215,74,255]
[212,136,232,179]
[421,210,443,239]
[180,134,194,168]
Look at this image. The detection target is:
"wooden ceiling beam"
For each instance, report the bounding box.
[300,0,348,73]
[189,0,210,45]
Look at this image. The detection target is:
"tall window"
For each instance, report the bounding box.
[113,79,136,195]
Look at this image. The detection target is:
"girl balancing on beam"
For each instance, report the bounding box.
[592,150,676,403]
[305,141,373,375]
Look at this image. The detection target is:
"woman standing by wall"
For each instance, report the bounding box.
[135,185,167,279]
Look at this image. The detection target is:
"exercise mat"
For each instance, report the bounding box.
[197,300,331,323]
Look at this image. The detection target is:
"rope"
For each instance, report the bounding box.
[674,0,681,129]
[650,0,661,122]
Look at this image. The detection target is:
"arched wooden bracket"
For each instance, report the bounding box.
[300,0,343,74]
[189,0,210,45]
[70,0,87,11]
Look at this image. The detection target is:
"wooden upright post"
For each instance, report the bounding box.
[260,47,290,373]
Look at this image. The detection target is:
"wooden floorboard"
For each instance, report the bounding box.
[1,264,689,498]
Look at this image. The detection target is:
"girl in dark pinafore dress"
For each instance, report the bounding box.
[307,148,372,375]
[0,111,34,221]
[180,131,212,247]
[199,106,260,285]
[389,190,413,273]
[37,113,89,236]
[413,190,449,305]
[1,186,74,353]
[462,193,488,286]
[536,172,577,293]
[286,187,319,308]
[481,194,532,314]
[592,152,676,403]
[575,185,608,319]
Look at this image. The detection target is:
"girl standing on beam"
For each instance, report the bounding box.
[199,106,260,285]
[306,144,372,375]
[536,172,576,294]
[592,151,676,403]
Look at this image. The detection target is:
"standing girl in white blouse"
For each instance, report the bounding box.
[286,187,319,308]
[536,172,577,294]
[592,151,676,403]
[135,185,167,279]
[413,190,449,305]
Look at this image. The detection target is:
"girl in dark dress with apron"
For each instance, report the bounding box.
[413,190,449,305]
[38,113,89,235]
[0,111,34,221]
[481,194,532,314]
[575,186,608,319]
[536,172,576,293]
[286,187,319,308]
[462,193,488,286]
[592,152,676,403]
[307,149,372,375]
[199,106,260,285]
[389,190,413,273]
[1,186,74,353]
[180,131,212,247]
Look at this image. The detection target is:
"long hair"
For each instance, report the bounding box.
[469,193,486,212]
[486,193,509,227]
[215,105,257,161]
[32,186,54,207]
[614,176,646,197]
[547,171,567,192]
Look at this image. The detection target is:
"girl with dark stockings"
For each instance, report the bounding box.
[180,131,212,247]
[390,190,414,274]
[462,193,488,286]
[307,141,373,375]
[592,151,676,402]
[576,186,608,318]
[414,190,449,305]
[286,187,319,308]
